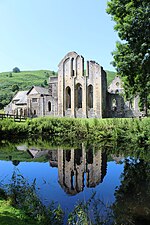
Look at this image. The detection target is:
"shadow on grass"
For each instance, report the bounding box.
[0,201,37,225]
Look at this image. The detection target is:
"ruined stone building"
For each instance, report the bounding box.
[4,51,142,118]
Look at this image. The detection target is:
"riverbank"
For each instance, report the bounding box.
[0,117,149,146]
[0,199,38,225]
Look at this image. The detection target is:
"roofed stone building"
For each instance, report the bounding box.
[4,91,28,116]
[27,86,52,117]
[4,51,143,118]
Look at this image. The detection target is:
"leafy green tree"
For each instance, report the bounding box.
[107,0,150,114]
[12,84,19,92]
[43,79,48,86]
[13,67,20,73]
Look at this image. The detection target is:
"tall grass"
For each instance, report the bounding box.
[0,117,149,148]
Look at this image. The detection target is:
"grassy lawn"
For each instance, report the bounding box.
[0,200,38,225]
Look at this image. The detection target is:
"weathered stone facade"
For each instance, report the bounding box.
[27,86,52,117]
[4,51,143,118]
[4,91,28,116]
[56,51,107,118]
[48,51,142,118]
[107,76,143,118]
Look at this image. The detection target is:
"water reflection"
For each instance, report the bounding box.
[46,144,107,195]
[0,140,149,224]
[24,143,107,195]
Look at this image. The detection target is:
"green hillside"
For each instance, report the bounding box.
[0,69,116,109]
[0,70,57,109]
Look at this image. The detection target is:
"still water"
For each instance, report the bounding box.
[0,141,149,224]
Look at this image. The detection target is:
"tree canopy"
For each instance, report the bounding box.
[107,0,150,114]
[13,67,20,73]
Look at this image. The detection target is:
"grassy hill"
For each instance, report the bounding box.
[0,69,116,109]
[0,70,57,109]
[106,70,116,85]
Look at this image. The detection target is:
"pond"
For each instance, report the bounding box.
[0,140,150,224]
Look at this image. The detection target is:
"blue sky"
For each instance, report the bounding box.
[0,0,118,73]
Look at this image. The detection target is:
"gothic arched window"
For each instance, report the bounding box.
[48,101,51,112]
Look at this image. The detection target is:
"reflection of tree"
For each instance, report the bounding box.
[113,158,150,225]
[12,160,20,166]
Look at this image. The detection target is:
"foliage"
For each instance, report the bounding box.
[3,170,64,225]
[43,79,48,86]
[68,193,113,225]
[0,199,38,225]
[107,0,150,114]
[113,158,150,224]
[12,84,19,92]
[13,67,20,73]
[0,117,150,150]
[106,70,116,85]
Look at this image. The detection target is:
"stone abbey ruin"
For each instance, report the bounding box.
[5,51,142,118]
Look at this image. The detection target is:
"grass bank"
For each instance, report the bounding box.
[0,117,149,148]
[0,199,38,225]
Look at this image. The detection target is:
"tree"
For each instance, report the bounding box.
[12,84,19,92]
[107,0,150,114]
[13,67,20,73]
[43,79,48,86]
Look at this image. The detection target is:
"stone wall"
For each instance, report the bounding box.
[57,51,107,118]
[106,93,125,118]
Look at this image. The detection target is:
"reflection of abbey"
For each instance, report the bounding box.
[48,145,107,195]
[5,51,142,118]
[16,144,107,195]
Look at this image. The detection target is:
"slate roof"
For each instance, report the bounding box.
[13,91,28,105]
[27,86,49,95]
